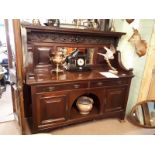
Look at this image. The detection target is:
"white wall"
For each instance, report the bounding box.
[114,19,155,114]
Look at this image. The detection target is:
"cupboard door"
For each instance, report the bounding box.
[105,86,127,112]
[34,92,68,128]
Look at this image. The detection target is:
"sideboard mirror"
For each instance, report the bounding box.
[129,100,155,128]
[56,47,95,65]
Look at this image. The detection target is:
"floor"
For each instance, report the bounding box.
[0,85,14,123]
[48,118,155,135]
[0,85,155,135]
[0,118,155,135]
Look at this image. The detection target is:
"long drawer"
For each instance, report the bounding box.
[35,82,88,93]
[90,79,128,88]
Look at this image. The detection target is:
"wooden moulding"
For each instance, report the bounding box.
[23,25,125,47]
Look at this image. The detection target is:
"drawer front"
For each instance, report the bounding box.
[36,82,88,93]
[90,79,128,88]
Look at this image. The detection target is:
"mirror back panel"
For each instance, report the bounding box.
[24,26,125,72]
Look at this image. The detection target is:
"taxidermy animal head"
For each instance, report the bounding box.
[128,28,147,57]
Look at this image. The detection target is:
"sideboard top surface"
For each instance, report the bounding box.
[26,67,133,85]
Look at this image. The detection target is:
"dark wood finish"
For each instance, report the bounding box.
[22,25,133,133]
[105,86,127,112]
[12,20,25,133]
[34,91,69,129]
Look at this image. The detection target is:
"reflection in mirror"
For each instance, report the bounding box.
[57,47,95,65]
[130,100,155,128]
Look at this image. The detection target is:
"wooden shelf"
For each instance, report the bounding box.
[22,25,126,38]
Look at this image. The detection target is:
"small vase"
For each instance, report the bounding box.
[76,96,94,115]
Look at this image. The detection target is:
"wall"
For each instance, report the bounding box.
[138,23,155,101]
[147,67,155,99]
[114,19,155,114]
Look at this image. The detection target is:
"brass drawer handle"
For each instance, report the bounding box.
[97,82,103,86]
[74,84,80,89]
[47,87,55,91]
[117,81,122,84]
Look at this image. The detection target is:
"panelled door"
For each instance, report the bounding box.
[105,86,127,112]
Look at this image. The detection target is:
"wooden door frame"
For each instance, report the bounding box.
[13,19,25,134]
[5,19,25,134]
[137,23,155,101]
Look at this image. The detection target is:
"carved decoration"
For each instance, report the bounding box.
[27,32,118,47]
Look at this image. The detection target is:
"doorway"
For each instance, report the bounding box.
[0,19,14,122]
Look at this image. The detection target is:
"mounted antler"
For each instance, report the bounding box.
[128,28,147,57]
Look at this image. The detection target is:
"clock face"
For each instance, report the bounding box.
[77,58,85,66]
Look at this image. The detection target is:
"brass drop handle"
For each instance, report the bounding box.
[48,87,55,91]
[117,81,122,84]
[97,82,103,86]
[75,36,79,43]
[74,84,80,89]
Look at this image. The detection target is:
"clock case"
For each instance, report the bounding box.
[65,48,91,71]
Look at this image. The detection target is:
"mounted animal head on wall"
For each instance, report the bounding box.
[125,19,134,24]
[128,28,147,57]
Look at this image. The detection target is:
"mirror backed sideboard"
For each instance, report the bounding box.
[22,25,134,133]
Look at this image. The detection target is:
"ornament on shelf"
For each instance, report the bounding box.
[44,19,60,27]
[76,96,94,115]
[32,19,41,26]
[50,51,65,73]
[98,44,118,74]
[109,19,115,32]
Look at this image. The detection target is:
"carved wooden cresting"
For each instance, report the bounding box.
[22,25,134,133]
[28,32,118,45]
[26,26,123,46]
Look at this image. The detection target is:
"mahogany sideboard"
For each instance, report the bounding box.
[22,25,134,133]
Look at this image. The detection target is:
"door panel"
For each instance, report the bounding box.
[34,92,68,129]
[105,86,127,112]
